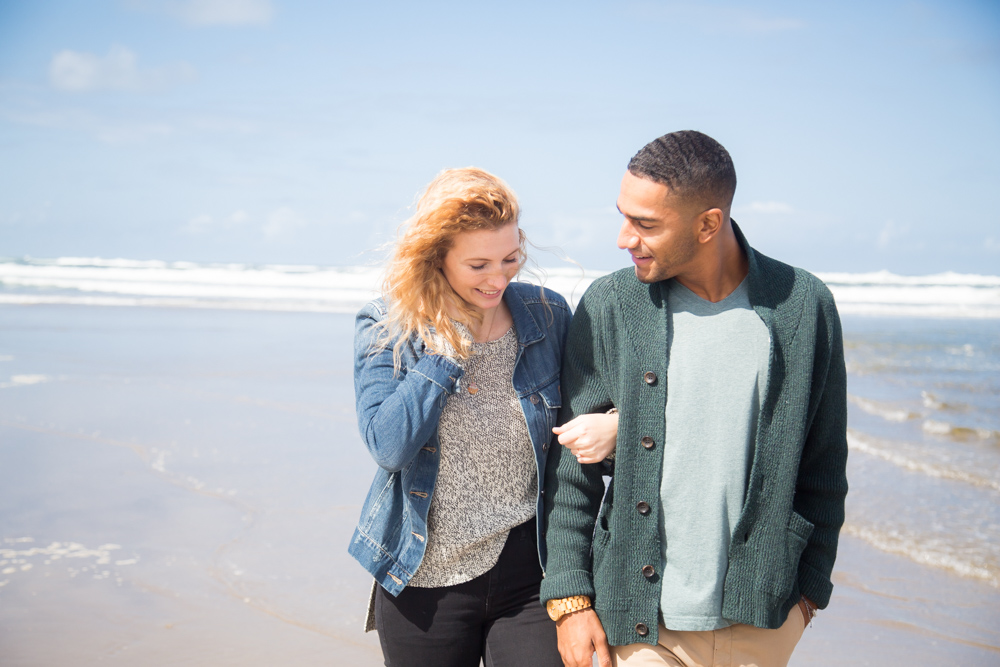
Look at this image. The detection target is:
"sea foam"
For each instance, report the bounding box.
[847,430,1000,492]
[2,257,999,318]
[843,523,999,588]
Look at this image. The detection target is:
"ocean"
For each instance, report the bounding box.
[1,256,998,664]
[2,255,999,318]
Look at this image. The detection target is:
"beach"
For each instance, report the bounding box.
[1,292,999,664]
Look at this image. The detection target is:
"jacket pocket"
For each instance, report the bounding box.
[538,379,562,410]
[359,470,395,531]
[357,470,405,556]
[537,379,562,433]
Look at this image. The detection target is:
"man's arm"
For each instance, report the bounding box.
[793,288,849,609]
[542,284,616,666]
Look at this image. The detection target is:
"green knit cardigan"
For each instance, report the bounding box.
[541,223,848,646]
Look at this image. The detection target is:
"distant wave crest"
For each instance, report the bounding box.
[1,257,999,318]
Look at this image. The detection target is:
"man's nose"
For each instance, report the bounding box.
[617,220,637,250]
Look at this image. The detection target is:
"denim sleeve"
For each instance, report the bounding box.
[354,303,463,473]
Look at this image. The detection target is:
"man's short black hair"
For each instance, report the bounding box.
[627,130,737,211]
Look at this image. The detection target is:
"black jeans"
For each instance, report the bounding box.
[375,518,561,667]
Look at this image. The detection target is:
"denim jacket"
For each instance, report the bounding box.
[349,282,571,596]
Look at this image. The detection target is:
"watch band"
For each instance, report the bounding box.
[546,595,592,621]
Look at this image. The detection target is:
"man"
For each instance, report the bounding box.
[541,131,848,667]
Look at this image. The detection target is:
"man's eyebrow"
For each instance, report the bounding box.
[616,204,658,223]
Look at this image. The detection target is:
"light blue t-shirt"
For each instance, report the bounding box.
[658,277,770,631]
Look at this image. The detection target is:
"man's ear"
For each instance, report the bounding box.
[697,208,724,244]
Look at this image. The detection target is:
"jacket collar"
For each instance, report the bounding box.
[503,283,544,346]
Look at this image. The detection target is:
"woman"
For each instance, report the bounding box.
[349,167,571,666]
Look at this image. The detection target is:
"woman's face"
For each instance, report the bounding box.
[441,223,521,315]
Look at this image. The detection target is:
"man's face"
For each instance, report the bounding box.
[616,171,701,284]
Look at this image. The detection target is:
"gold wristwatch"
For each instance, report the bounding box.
[546,595,592,621]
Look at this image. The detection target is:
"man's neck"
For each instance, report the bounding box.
[673,223,749,303]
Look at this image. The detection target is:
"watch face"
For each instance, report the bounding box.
[545,599,561,621]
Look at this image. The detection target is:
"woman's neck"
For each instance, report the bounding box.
[467,302,513,343]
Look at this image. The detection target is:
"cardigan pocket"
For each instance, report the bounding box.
[592,484,614,589]
[592,521,612,580]
[788,510,815,546]
[757,510,814,601]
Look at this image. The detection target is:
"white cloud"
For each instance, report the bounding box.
[132,0,274,26]
[97,121,174,143]
[877,219,910,249]
[49,45,195,93]
[738,201,795,215]
[181,0,272,25]
[262,207,305,238]
[185,208,303,239]
[184,213,216,234]
[183,210,250,234]
[3,106,177,144]
[3,103,258,145]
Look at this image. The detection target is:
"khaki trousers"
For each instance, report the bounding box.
[612,607,806,667]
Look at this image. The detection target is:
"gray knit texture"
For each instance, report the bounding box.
[408,324,537,587]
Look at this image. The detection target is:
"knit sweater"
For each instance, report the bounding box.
[540,223,848,646]
[408,325,537,587]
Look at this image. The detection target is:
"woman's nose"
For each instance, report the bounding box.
[486,272,507,288]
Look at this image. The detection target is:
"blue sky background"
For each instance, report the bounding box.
[0,0,997,273]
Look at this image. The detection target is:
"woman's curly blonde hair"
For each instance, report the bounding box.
[380,167,526,368]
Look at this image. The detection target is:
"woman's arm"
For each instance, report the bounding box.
[354,304,463,472]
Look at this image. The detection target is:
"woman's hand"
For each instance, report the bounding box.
[552,412,619,464]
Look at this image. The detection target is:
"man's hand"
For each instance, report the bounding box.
[553,413,619,464]
[556,608,612,667]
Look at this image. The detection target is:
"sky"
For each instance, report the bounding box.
[0,0,998,274]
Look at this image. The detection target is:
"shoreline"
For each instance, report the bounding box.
[793,533,1000,665]
[1,305,997,665]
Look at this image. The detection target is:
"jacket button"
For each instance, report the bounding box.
[530,394,540,404]
[635,622,649,636]
[542,442,549,452]
[636,501,650,515]
[641,565,655,579]
[643,371,657,385]
[641,436,654,449]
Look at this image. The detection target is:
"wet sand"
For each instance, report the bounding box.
[1,305,997,665]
